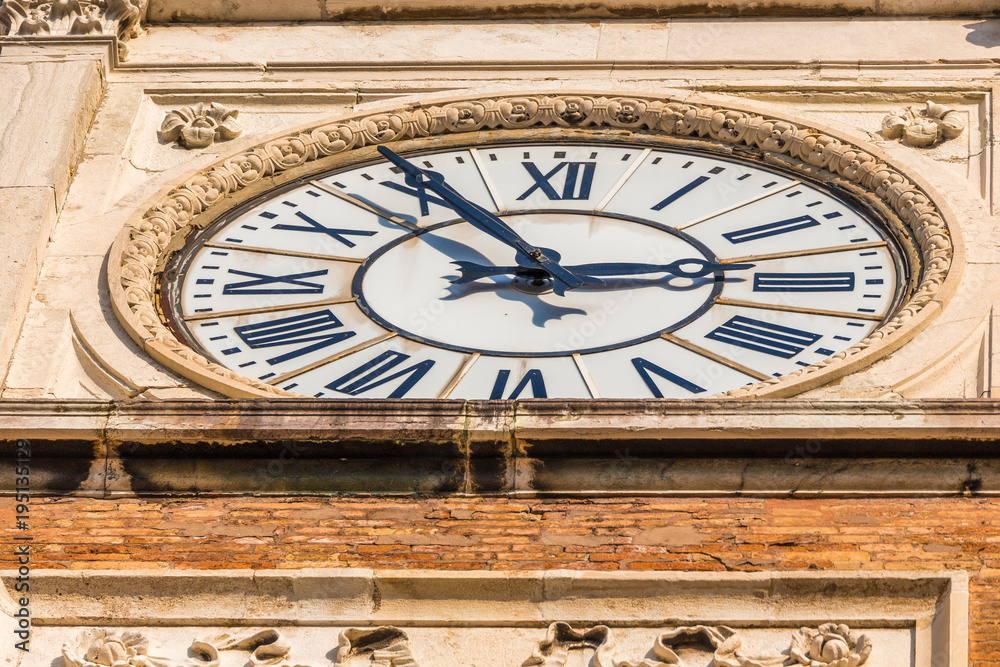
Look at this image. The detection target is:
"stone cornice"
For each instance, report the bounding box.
[6,398,1000,441]
[144,0,997,22]
[4,399,1000,496]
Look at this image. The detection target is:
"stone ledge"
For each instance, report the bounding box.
[146,0,999,22]
[0,568,965,625]
[3,398,1000,442]
[3,400,1000,495]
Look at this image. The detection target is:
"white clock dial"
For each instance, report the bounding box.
[167,141,902,400]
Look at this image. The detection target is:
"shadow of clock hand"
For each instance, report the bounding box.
[440,280,587,327]
[343,198,585,328]
[439,272,738,327]
[345,193,416,226]
[349,193,508,266]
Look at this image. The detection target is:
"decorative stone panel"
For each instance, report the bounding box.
[0,0,147,57]
[0,570,967,667]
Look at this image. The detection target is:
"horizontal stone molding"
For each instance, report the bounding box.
[145,0,999,22]
[0,568,966,626]
[4,399,1000,495]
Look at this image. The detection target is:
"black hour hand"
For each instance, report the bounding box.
[449,258,755,285]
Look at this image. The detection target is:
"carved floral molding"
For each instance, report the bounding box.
[61,623,874,667]
[0,0,147,57]
[109,93,957,399]
[881,102,966,147]
[160,103,244,149]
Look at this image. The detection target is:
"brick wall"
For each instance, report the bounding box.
[3,496,997,663]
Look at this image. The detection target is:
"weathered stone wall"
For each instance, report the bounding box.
[1,495,996,662]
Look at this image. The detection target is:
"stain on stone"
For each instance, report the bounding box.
[0,439,95,493]
[963,462,983,494]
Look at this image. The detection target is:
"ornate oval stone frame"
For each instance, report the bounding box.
[108,92,962,399]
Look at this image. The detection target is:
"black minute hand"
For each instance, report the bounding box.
[376,146,593,295]
[449,258,755,284]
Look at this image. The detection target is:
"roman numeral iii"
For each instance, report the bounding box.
[753,272,855,292]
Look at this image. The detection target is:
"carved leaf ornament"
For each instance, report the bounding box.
[60,624,873,667]
[881,101,966,148]
[108,93,958,399]
[160,103,244,149]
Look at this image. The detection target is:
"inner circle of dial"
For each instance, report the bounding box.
[353,211,722,357]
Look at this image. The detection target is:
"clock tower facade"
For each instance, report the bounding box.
[0,4,998,666]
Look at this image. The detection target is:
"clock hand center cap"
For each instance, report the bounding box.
[512,247,560,294]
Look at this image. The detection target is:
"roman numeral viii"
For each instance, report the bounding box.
[518,162,596,201]
[706,315,821,358]
[234,310,355,365]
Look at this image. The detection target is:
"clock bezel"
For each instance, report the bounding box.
[109,92,959,399]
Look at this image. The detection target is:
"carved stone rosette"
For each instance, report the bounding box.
[160,103,244,149]
[0,0,147,52]
[335,627,419,667]
[108,93,959,399]
[881,101,966,147]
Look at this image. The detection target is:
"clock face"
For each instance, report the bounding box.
[164,141,903,399]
